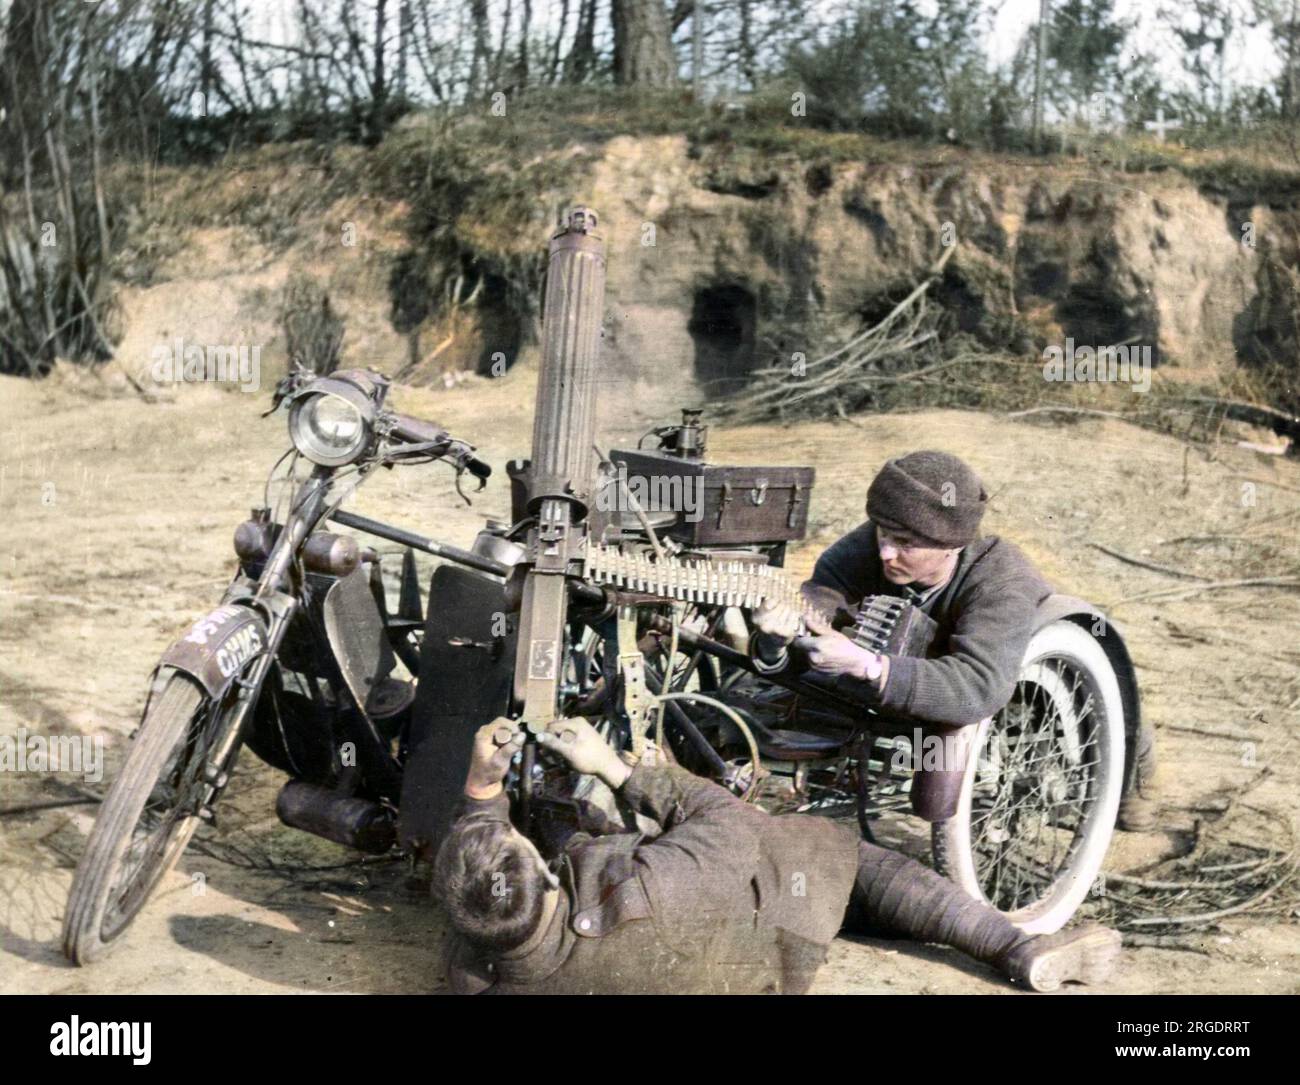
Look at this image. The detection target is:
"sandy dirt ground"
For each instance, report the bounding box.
[2,360,1299,995]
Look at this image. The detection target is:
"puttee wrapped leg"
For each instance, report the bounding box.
[845,840,1025,964]
[845,841,1122,990]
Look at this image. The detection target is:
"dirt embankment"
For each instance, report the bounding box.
[37,125,1300,422]
[1,362,1298,993]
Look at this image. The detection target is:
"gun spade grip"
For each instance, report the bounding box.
[528,208,606,515]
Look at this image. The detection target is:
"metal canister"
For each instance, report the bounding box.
[471,529,526,569]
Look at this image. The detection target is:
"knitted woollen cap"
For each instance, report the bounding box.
[866,451,988,549]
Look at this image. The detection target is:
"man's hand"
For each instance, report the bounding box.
[537,717,632,790]
[753,599,801,664]
[796,627,887,684]
[464,718,525,800]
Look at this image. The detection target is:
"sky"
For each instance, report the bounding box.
[987,0,1280,89]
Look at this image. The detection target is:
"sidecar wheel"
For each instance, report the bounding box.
[932,620,1124,935]
[62,671,219,964]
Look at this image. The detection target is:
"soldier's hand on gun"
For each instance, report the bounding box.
[537,717,632,789]
[796,618,887,685]
[464,718,525,799]
[754,599,801,644]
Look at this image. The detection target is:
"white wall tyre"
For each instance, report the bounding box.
[932,620,1124,935]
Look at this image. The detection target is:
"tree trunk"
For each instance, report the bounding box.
[398,0,411,99]
[517,0,532,84]
[368,0,388,140]
[1289,0,1299,119]
[200,0,215,104]
[493,0,513,90]
[738,0,754,89]
[612,0,677,87]
[470,0,491,95]
[564,0,597,83]
[549,0,571,83]
[373,0,387,104]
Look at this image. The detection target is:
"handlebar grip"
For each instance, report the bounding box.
[465,455,492,482]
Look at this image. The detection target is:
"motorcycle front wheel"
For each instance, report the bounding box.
[62,669,241,964]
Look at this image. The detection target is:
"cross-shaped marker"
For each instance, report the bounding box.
[1144,107,1181,142]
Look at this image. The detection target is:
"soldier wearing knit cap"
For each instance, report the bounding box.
[754,449,1158,829]
[866,450,988,550]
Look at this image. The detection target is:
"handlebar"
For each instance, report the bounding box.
[390,413,449,447]
[387,411,491,481]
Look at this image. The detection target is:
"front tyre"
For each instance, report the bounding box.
[932,621,1124,935]
[62,670,234,964]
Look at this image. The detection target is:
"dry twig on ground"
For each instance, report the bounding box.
[1091,799,1300,934]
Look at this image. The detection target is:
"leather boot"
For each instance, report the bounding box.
[1117,723,1160,833]
[997,922,1122,992]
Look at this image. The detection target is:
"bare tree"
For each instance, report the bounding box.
[0,0,205,374]
[564,0,599,82]
[612,0,678,86]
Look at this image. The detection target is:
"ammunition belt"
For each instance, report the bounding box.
[848,595,940,658]
[581,543,832,627]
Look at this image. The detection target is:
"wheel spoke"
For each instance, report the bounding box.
[969,655,1107,913]
[102,692,217,934]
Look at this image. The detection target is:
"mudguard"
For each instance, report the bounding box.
[158,604,268,699]
[1032,593,1143,793]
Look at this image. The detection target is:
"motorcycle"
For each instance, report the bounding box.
[62,364,500,963]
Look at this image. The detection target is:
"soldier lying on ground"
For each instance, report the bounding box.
[432,717,1122,995]
[749,449,1160,831]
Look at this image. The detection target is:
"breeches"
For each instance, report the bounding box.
[907,718,987,823]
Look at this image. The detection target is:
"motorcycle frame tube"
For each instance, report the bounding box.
[327,508,508,579]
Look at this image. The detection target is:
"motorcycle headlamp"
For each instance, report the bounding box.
[286,371,385,467]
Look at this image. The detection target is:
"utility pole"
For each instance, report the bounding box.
[1033,0,1050,153]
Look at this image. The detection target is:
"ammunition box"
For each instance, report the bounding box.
[607,449,815,546]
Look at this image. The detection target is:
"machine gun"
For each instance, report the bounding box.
[508,209,834,703]
[509,206,607,732]
[501,206,859,813]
